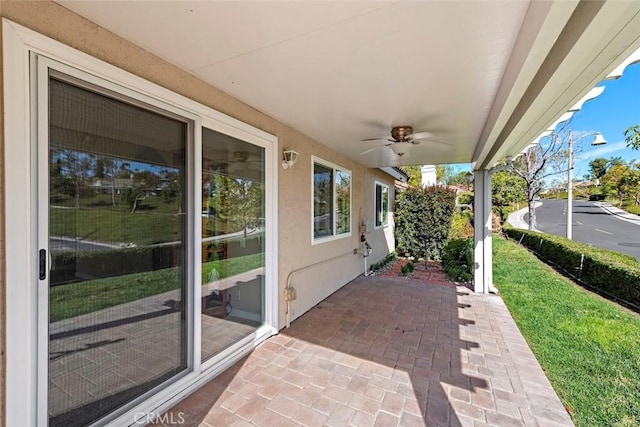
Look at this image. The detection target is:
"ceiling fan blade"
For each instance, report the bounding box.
[408,131,435,140]
[423,140,453,151]
[361,137,388,142]
[360,142,395,155]
[359,146,381,155]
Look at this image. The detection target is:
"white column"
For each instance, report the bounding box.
[421,165,437,187]
[473,170,492,293]
[566,137,574,239]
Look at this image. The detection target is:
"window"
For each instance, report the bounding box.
[375,181,389,228]
[313,158,351,241]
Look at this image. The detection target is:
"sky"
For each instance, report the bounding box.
[569,61,640,179]
[446,60,640,182]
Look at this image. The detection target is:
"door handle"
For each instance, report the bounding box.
[39,249,47,280]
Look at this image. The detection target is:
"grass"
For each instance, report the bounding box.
[50,197,180,244]
[621,201,640,216]
[493,236,640,426]
[51,253,264,322]
[51,195,246,245]
[202,253,264,283]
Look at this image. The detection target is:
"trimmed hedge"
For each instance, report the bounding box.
[395,185,456,260]
[52,236,263,285]
[52,245,179,285]
[503,227,640,306]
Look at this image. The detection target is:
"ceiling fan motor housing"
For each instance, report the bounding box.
[391,125,413,141]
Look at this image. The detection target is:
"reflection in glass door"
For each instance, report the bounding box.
[201,128,265,362]
[46,75,189,426]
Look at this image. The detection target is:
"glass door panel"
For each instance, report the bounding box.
[47,76,188,426]
[201,128,265,362]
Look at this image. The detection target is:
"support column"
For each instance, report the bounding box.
[473,170,492,293]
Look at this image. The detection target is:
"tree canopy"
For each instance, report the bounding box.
[624,125,640,150]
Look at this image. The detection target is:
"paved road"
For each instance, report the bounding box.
[529,199,640,261]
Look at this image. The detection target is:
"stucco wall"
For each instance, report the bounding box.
[0,1,5,425]
[0,4,397,416]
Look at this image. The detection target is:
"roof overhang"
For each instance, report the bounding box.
[54,0,640,171]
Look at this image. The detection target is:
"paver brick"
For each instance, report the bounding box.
[153,271,573,427]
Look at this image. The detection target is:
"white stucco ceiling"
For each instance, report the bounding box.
[57,1,640,169]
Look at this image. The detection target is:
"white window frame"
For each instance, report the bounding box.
[311,156,352,244]
[374,181,390,229]
[3,18,278,427]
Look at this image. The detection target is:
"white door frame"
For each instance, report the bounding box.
[3,18,279,426]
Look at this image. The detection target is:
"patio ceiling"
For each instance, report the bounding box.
[57,1,640,169]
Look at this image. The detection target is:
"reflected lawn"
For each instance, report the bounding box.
[51,253,264,322]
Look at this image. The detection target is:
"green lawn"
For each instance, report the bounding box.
[621,202,640,215]
[51,252,264,322]
[202,252,264,283]
[51,196,245,245]
[494,236,640,427]
[50,197,180,245]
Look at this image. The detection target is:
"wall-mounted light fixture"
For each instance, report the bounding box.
[282,149,299,169]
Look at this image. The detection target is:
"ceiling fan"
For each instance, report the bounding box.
[206,151,262,175]
[360,125,451,156]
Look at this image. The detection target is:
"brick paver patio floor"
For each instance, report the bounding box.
[160,263,574,426]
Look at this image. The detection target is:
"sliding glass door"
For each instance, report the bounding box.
[200,128,265,362]
[25,48,276,426]
[46,74,190,426]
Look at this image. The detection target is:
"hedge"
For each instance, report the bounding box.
[51,245,179,285]
[51,236,263,285]
[503,227,640,307]
[395,185,456,260]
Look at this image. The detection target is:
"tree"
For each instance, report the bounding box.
[436,165,453,184]
[608,156,625,167]
[100,157,128,206]
[208,174,263,237]
[624,125,640,150]
[508,124,569,230]
[447,171,472,187]
[52,149,95,209]
[589,157,608,180]
[601,162,640,206]
[620,167,640,206]
[491,171,526,222]
[403,166,422,187]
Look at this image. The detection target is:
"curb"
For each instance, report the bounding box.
[507,202,542,232]
[593,202,640,226]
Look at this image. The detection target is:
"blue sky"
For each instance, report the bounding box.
[569,62,640,178]
[447,61,640,180]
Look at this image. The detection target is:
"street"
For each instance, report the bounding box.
[529,199,640,261]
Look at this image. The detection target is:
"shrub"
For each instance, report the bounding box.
[457,191,474,206]
[369,251,397,273]
[442,238,473,282]
[503,228,640,306]
[395,185,457,260]
[449,211,474,240]
[492,211,502,233]
[400,260,415,276]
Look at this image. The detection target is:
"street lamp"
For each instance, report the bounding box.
[567,132,607,239]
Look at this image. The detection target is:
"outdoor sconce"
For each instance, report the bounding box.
[282,149,299,169]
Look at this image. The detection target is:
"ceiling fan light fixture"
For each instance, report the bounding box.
[389,141,413,156]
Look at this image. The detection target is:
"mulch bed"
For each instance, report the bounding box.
[380,258,456,287]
